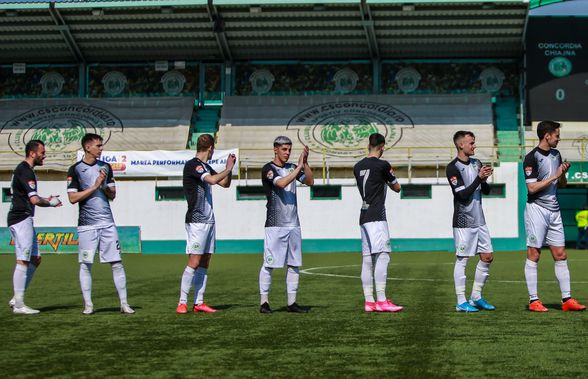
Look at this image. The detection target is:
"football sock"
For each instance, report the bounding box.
[179,266,195,304]
[13,264,27,308]
[471,261,491,301]
[361,254,375,302]
[79,263,93,306]
[454,256,469,304]
[111,262,128,305]
[554,260,571,300]
[286,266,299,306]
[524,259,539,302]
[374,252,390,302]
[193,267,208,305]
[25,263,37,290]
[259,266,273,305]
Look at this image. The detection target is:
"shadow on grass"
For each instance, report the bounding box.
[94,306,143,314]
[38,305,78,312]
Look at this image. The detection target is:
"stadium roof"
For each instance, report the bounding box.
[0,0,530,63]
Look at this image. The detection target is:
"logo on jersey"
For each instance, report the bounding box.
[266,170,274,180]
[525,166,533,177]
[195,165,205,174]
[27,180,36,190]
[287,101,414,158]
[449,176,458,186]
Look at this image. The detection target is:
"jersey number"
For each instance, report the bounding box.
[359,169,370,197]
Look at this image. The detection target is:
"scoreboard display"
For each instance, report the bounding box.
[526,16,588,122]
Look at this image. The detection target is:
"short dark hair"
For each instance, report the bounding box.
[81,133,103,148]
[453,131,475,147]
[536,120,561,140]
[368,133,385,148]
[25,140,44,157]
[196,134,215,152]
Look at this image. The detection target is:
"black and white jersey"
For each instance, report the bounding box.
[262,162,306,227]
[7,161,38,227]
[67,160,115,228]
[523,147,562,212]
[446,157,489,228]
[183,157,217,224]
[353,157,398,225]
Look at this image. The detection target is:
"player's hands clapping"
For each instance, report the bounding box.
[556,160,571,178]
[299,145,309,167]
[95,170,107,189]
[48,195,62,207]
[226,153,236,170]
[478,165,493,181]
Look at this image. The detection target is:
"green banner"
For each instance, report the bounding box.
[565,162,588,184]
[0,226,141,254]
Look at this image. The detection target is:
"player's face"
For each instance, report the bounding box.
[84,139,104,159]
[30,145,46,166]
[460,135,476,156]
[545,128,561,148]
[274,144,292,164]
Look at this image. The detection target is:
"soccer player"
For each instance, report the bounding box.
[67,133,134,315]
[446,131,495,313]
[258,136,313,314]
[523,120,586,312]
[353,133,403,313]
[8,140,62,314]
[176,134,236,314]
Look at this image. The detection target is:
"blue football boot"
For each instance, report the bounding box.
[469,297,496,311]
[455,301,479,312]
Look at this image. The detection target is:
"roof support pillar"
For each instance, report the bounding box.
[359,0,380,60]
[48,3,85,63]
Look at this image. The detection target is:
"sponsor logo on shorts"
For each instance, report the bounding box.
[28,180,36,190]
[265,255,274,265]
[385,240,391,247]
[81,250,92,260]
[458,243,466,253]
[195,165,205,174]
[192,243,201,251]
[23,248,31,259]
[528,234,537,243]
[266,170,274,180]
[525,166,533,176]
[450,176,458,186]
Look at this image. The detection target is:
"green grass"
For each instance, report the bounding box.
[1,250,588,378]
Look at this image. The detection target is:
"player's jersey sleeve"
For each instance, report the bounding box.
[262,163,278,194]
[523,151,539,183]
[67,164,80,193]
[383,161,397,184]
[294,163,306,183]
[192,160,210,182]
[105,162,116,188]
[446,162,465,193]
[16,166,38,198]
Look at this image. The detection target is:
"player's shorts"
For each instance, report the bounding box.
[453,225,493,257]
[263,226,302,268]
[185,223,215,255]
[360,221,391,256]
[9,217,40,261]
[78,225,122,264]
[524,202,565,248]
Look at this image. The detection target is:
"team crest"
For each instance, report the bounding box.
[450,176,458,186]
[265,255,274,265]
[266,170,274,180]
[195,165,205,174]
[28,180,36,190]
[524,166,533,176]
[528,234,537,243]
[458,244,466,252]
[192,243,201,250]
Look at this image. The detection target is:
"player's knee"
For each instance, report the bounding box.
[31,256,42,267]
[80,262,92,272]
[287,266,299,273]
[481,255,493,264]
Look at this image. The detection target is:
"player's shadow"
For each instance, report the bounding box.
[38,305,78,312]
[544,303,563,311]
[94,306,143,314]
[212,304,238,311]
[274,305,314,313]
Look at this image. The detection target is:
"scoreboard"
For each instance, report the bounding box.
[526,16,588,122]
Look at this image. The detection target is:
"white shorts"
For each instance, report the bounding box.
[78,225,122,264]
[9,217,39,261]
[263,227,302,268]
[360,221,391,256]
[453,225,493,257]
[524,202,565,248]
[185,223,215,255]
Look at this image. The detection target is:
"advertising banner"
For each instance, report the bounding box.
[75,149,239,177]
[0,226,141,254]
[566,161,588,183]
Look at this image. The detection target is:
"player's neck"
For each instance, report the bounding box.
[456,152,470,162]
[537,140,551,152]
[24,157,35,168]
[196,152,209,162]
[83,154,97,165]
[273,157,287,166]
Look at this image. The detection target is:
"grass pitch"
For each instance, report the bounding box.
[1,250,588,378]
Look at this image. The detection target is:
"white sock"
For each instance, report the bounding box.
[25,263,37,289]
[13,264,27,308]
[193,267,208,305]
[79,263,93,306]
[179,266,195,304]
[361,254,375,302]
[454,256,469,304]
[471,261,491,301]
[374,252,390,302]
[259,266,273,305]
[286,266,299,306]
[554,260,571,300]
[525,259,539,302]
[111,262,128,305]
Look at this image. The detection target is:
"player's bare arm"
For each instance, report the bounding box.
[204,154,236,188]
[527,162,569,194]
[30,194,62,207]
[68,170,106,204]
[274,149,306,189]
[301,146,314,186]
[217,154,236,188]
